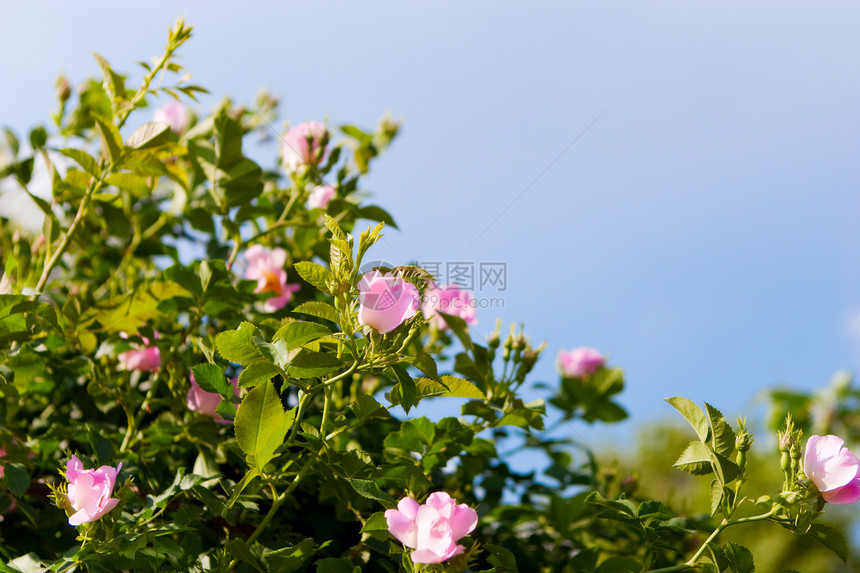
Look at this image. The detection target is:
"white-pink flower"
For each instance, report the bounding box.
[804,434,860,504]
[153,101,190,134]
[281,121,327,171]
[307,184,336,210]
[385,492,479,564]
[357,270,420,334]
[421,284,477,330]
[244,245,300,312]
[118,333,161,372]
[187,374,240,424]
[557,347,604,378]
[65,455,122,526]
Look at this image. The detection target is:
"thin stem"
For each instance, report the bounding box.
[119,371,161,454]
[35,172,106,292]
[643,507,780,573]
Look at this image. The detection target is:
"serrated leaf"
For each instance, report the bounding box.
[238,360,279,388]
[665,396,709,442]
[673,441,713,475]
[127,122,171,149]
[294,261,334,294]
[705,403,736,457]
[709,479,723,516]
[485,544,518,572]
[414,375,485,399]
[92,114,123,165]
[105,172,150,196]
[58,147,99,177]
[805,523,848,563]
[723,542,754,573]
[350,393,391,421]
[275,321,331,351]
[402,353,439,380]
[292,301,340,324]
[191,363,230,396]
[3,463,30,497]
[216,322,263,365]
[234,380,295,471]
[346,478,395,505]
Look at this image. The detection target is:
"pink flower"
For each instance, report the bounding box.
[421,284,477,330]
[557,347,604,378]
[65,455,122,526]
[307,184,336,210]
[357,270,420,334]
[385,492,479,564]
[0,447,6,480]
[244,245,301,312]
[118,333,161,372]
[281,121,327,171]
[187,374,240,424]
[153,101,190,134]
[804,435,860,504]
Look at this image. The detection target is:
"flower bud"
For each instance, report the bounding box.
[56,76,71,103]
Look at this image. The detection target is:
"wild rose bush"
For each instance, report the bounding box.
[0,19,855,573]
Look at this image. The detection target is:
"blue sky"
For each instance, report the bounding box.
[2,2,859,445]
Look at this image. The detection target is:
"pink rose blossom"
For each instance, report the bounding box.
[421,283,477,330]
[153,100,190,134]
[65,455,122,526]
[187,374,240,424]
[557,347,604,378]
[357,270,420,334]
[118,333,161,372]
[385,492,479,564]
[244,245,301,312]
[804,434,860,504]
[307,184,336,210]
[281,121,327,171]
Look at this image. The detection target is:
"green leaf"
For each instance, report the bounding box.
[709,479,723,516]
[126,122,171,149]
[105,172,150,196]
[191,363,231,396]
[705,403,736,458]
[414,375,485,399]
[315,558,356,573]
[294,261,334,294]
[350,393,391,421]
[226,539,266,573]
[485,544,518,572]
[402,352,439,380]
[275,321,331,351]
[805,523,848,563]
[216,322,263,365]
[234,380,295,471]
[92,114,123,165]
[723,542,754,573]
[285,350,346,379]
[357,205,398,228]
[238,360,279,388]
[665,396,709,442]
[438,312,473,351]
[673,441,712,476]
[292,301,340,324]
[263,538,317,572]
[3,463,30,497]
[346,478,395,506]
[58,147,99,177]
